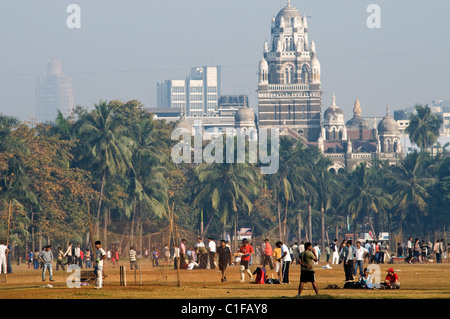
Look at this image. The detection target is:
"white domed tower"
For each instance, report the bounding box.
[258,56,269,86]
[377,103,400,154]
[322,93,347,141]
[257,0,322,142]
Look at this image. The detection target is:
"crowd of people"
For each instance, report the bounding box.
[24,241,107,289]
[26,243,96,271]
[2,234,448,293]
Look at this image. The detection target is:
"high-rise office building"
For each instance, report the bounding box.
[157,66,221,116]
[35,60,75,123]
[257,1,321,142]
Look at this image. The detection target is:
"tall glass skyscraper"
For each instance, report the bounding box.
[35,60,75,123]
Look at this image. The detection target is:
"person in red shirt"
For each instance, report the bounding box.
[385,268,400,289]
[239,239,254,282]
[262,239,274,270]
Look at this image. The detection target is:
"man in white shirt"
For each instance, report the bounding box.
[207,238,216,270]
[299,242,305,254]
[277,241,292,284]
[313,244,321,265]
[63,243,73,266]
[74,243,81,266]
[364,240,371,263]
[331,239,339,265]
[94,240,106,289]
[354,241,368,278]
[406,237,413,263]
[0,243,9,274]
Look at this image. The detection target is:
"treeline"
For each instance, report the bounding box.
[0,101,449,254]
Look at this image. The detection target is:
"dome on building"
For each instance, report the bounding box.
[235,106,256,123]
[311,55,320,68]
[275,2,302,28]
[346,99,369,129]
[324,93,344,122]
[377,105,399,135]
[259,57,268,70]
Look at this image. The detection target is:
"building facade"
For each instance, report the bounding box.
[35,60,75,123]
[157,66,221,117]
[257,1,321,142]
[315,97,403,173]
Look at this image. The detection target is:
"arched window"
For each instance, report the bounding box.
[284,65,294,84]
[301,65,309,83]
[285,37,293,51]
[269,65,277,83]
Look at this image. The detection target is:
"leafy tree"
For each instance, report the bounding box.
[391,151,437,235]
[343,163,392,240]
[406,104,443,150]
[75,101,133,234]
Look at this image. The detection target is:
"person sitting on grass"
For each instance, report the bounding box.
[359,268,374,289]
[384,268,400,289]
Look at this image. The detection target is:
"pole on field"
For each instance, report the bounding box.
[139,265,142,285]
[120,265,127,286]
[3,200,12,282]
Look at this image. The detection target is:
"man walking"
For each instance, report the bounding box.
[64,243,74,266]
[207,238,216,270]
[331,239,339,265]
[262,239,274,270]
[129,246,137,270]
[179,239,187,269]
[296,242,319,296]
[215,240,232,282]
[340,240,355,281]
[56,247,65,271]
[39,245,54,282]
[238,239,254,282]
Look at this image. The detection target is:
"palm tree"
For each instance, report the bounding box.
[310,156,338,246]
[126,116,168,249]
[343,163,392,241]
[406,104,443,150]
[75,101,133,235]
[192,160,260,239]
[391,151,437,235]
[266,138,323,241]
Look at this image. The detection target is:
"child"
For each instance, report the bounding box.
[152,247,159,267]
[359,268,374,289]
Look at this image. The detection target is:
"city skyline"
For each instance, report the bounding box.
[0,0,449,122]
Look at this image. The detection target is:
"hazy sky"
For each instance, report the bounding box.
[1,0,449,122]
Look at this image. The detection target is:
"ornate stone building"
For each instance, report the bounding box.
[316,96,403,173]
[257,1,321,142]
